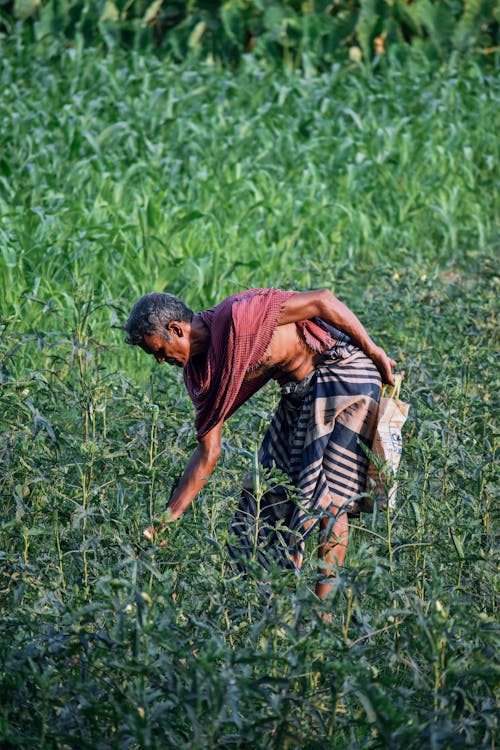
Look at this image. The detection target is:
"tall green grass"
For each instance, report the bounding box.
[0,37,498,749]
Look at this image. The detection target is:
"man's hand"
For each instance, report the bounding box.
[368,345,397,386]
[142,509,176,546]
[142,522,168,546]
[143,522,162,540]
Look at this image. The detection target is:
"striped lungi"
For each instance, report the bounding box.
[227,342,382,571]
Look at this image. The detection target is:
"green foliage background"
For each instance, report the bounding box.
[1,0,498,66]
[0,11,498,750]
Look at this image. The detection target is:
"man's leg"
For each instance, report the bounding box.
[315,509,349,600]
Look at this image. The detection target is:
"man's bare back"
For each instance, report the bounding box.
[245,322,322,384]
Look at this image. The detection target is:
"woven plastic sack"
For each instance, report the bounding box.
[361,374,409,512]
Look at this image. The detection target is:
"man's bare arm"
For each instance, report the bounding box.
[278,289,396,385]
[166,422,223,520]
[143,422,222,539]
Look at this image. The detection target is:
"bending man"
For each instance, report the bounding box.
[124,288,396,599]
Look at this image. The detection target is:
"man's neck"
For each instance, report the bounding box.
[189,314,211,357]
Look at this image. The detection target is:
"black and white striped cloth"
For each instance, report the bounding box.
[228,342,382,571]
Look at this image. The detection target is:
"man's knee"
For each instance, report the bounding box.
[320,507,349,542]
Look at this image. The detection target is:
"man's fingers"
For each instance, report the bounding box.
[142,521,168,543]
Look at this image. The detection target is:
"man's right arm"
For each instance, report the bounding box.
[143,421,223,540]
[167,421,223,519]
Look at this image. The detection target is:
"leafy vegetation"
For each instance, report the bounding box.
[1,0,498,66]
[0,32,498,750]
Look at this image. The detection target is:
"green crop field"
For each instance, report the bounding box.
[0,30,498,750]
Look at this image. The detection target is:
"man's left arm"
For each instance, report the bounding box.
[278,289,396,385]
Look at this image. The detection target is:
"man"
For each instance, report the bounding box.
[124,288,396,599]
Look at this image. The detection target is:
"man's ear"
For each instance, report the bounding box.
[167,321,184,338]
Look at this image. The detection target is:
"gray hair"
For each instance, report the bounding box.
[124,292,194,345]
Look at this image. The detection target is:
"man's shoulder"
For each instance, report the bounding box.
[209,288,273,310]
[201,289,292,337]
[200,289,273,320]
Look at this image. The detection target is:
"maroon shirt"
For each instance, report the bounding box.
[184,289,335,438]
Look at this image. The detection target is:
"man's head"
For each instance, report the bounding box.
[125,292,195,366]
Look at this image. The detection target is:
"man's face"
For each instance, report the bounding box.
[140,327,189,367]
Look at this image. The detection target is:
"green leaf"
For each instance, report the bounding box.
[100,1,119,23]
[453,0,496,51]
[2,245,18,269]
[13,0,40,21]
[188,20,207,48]
[143,0,164,27]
